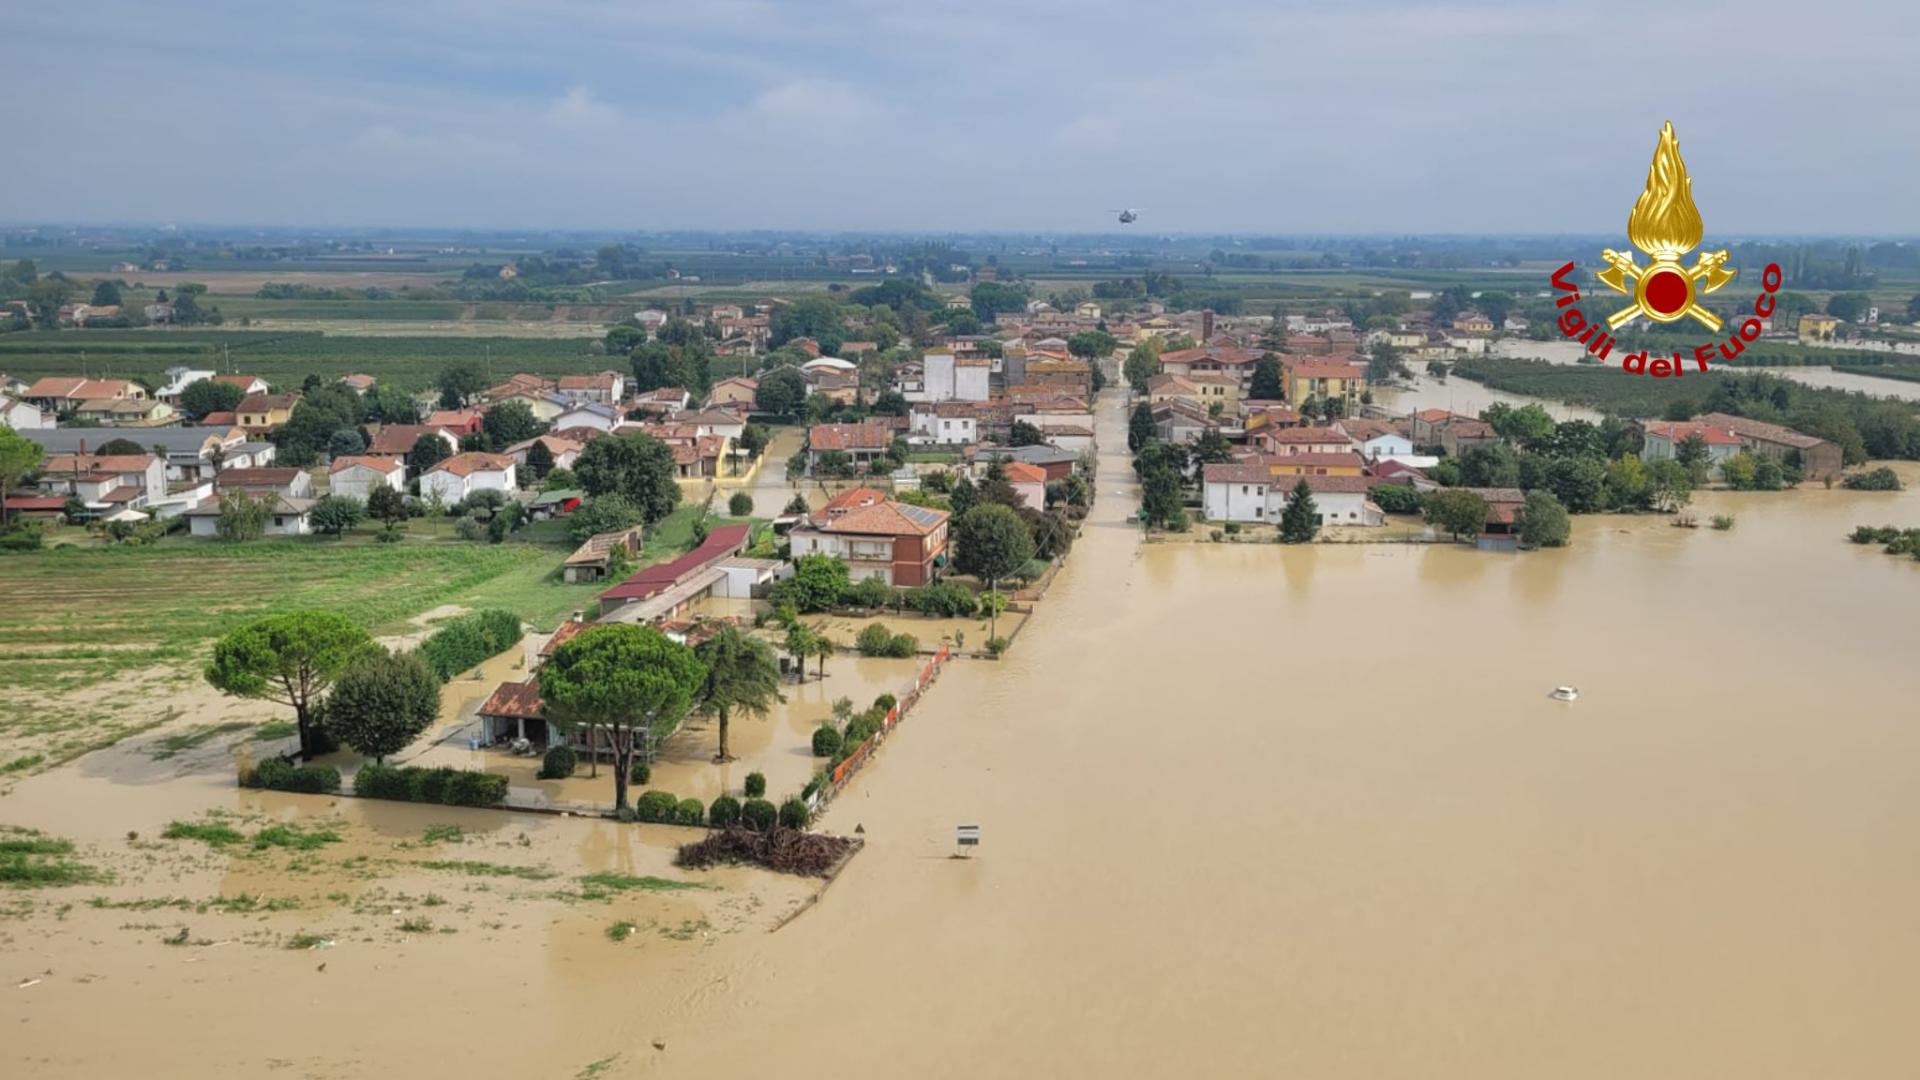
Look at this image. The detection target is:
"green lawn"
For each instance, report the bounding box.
[0,541,599,774]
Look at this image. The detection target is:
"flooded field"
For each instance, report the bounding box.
[7,392,1920,1078]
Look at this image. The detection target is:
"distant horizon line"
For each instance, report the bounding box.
[3,223,1916,244]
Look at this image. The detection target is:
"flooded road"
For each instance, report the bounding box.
[8,392,1920,1078]
[638,392,1920,1078]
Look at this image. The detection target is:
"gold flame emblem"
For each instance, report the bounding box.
[1597,121,1734,332]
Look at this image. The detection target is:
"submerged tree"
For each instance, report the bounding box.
[1278,478,1319,543]
[539,624,705,813]
[694,625,783,762]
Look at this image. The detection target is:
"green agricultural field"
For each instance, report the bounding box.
[0,541,600,775]
[0,330,611,387]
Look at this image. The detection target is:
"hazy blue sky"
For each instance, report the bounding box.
[5,0,1916,233]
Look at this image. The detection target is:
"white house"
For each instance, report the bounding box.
[186,494,314,537]
[909,402,979,445]
[503,434,585,473]
[912,351,989,403]
[328,456,406,500]
[552,402,621,433]
[156,366,216,403]
[1201,464,1275,523]
[0,395,48,430]
[421,452,517,504]
[1202,466,1382,527]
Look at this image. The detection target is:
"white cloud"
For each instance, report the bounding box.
[546,86,622,129]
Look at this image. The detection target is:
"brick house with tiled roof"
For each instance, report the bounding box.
[808,422,895,471]
[789,498,950,586]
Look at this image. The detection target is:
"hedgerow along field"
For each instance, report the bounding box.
[0,542,601,776]
[0,330,613,386]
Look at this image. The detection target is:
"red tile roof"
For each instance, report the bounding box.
[808,422,893,452]
[1644,421,1742,447]
[478,679,544,720]
[369,425,454,455]
[822,487,888,515]
[1202,463,1272,485]
[539,619,592,656]
[816,500,948,537]
[427,452,515,477]
[330,455,404,474]
[1264,427,1350,445]
[599,524,753,603]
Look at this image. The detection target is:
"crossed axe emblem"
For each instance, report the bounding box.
[1596,248,1736,332]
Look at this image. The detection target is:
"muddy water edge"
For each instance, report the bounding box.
[7,390,1920,1078]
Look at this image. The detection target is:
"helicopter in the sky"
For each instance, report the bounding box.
[1111,208,1141,224]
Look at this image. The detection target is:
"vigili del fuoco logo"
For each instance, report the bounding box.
[1549,121,1782,378]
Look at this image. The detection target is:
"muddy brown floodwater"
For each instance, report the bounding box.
[8,391,1920,1079]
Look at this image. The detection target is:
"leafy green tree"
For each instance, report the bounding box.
[948,474,978,518]
[1009,420,1046,447]
[205,612,376,759]
[1422,489,1490,540]
[566,494,643,544]
[968,282,1029,321]
[1483,402,1556,448]
[573,432,682,524]
[771,296,846,350]
[755,365,808,416]
[1547,456,1608,512]
[179,379,243,420]
[1128,403,1156,452]
[367,484,409,527]
[694,625,783,762]
[1647,458,1693,512]
[1517,490,1571,548]
[407,433,450,475]
[1123,341,1160,392]
[728,491,754,517]
[1720,450,1759,489]
[1674,432,1711,483]
[1603,454,1651,510]
[322,649,439,762]
[953,504,1034,640]
[90,279,122,306]
[538,625,705,812]
[436,361,486,409]
[309,494,365,537]
[215,489,268,541]
[1826,292,1872,322]
[1250,354,1285,400]
[1140,461,1184,531]
[809,626,836,681]
[1278,478,1319,543]
[525,438,555,480]
[326,428,365,459]
[788,553,850,612]
[0,426,46,515]
[482,400,546,448]
[738,424,770,458]
[1191,428,1233,466]
[784,622,819,683]
[1067,330,1117,359]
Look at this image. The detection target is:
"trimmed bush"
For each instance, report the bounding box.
[743,771,767,798]
[708,794,742,828]
[538,745,576,780]
[673,798,706,826]
[811,724,843,757]
[906,581,976,617]
[417,608,523,681]
[873,693,897,713]
[986,636,1010,657]
[741,797,777,833]
[630,759,650,786]
[248,758,341,794]
[778,796,812,830]
[351,763,507,807]
[634,790,679,824]
[855,623,894,656]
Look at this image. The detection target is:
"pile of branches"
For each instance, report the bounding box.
[676,826,854,877]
